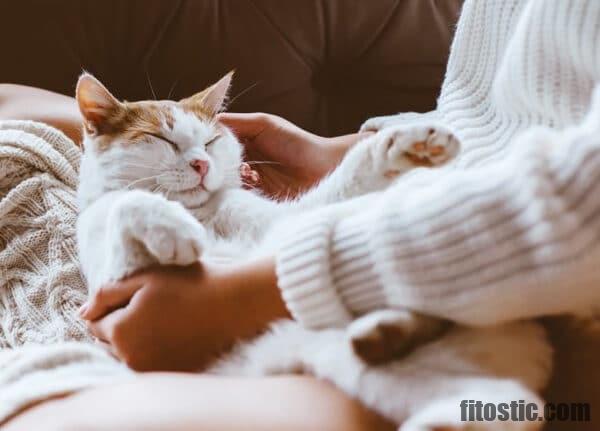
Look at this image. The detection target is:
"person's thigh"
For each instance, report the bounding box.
[3,373,395,431]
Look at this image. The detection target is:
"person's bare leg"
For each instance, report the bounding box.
[0,84,82,144]
[3,374,395,431]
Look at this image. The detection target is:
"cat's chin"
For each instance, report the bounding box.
[167,187,212,209]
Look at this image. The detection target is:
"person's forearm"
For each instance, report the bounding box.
[0,84,82,144]
[320,132,374,169]
[275,126,600,328]
[222,257,291,340]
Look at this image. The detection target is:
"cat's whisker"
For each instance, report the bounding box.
[157,153,178,167]
[123,173,166,190]
[225,81,260,110]
[145,69,158,101]
[153,183,175,200]
[167,79,179,100]
[121,162,163,171]
[152,184,168,196]
[246,161,282,166]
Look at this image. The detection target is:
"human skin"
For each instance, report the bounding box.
[0,84,83,143]
[217,112,369,198]
[82,260,288,371]
[0,84,391,430]
[3,374,394,431]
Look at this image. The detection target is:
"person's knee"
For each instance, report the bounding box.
[277,377,395,431]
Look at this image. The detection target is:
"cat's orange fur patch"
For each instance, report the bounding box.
[93,100,212,152]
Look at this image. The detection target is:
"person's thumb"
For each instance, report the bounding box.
[217,112,272,141]
[80,276,145,321]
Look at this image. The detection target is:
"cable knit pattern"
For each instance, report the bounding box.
[276,0,600,328]
[0,121,130,424]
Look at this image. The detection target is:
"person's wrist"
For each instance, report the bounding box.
[319,131,375,172]
[221,257,291,339]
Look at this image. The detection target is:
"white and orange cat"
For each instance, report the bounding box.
[76,72,551,431]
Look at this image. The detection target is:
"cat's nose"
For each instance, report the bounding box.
[190,159,209,180]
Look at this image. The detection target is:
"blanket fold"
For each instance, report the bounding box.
[0,121,130,424]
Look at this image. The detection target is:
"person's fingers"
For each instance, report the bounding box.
[87,307,128,343]
[94,338,120,359]
[239,162,261,188]
[217,112,271,140]
[80,276,145,321]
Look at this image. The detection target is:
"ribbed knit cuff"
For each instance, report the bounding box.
[330,215,388,316]
[275,213,387,329]
[276,216,352,329]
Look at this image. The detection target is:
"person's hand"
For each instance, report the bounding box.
[218,113,371,199]
[79,258,289,371]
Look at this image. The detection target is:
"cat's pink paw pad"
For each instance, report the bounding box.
[402,128,459,166]
[375,124,461,176]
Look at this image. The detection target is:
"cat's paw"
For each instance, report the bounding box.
[113,191,206,266]
[347,310,450,365]
[141,212,206,266]
[370,124,460,177]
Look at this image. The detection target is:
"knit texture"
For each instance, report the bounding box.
[0,121,130,424]
[276,0,600,328]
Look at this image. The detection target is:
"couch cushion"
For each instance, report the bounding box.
[0,0,462,136]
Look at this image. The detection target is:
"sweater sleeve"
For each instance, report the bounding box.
[275,109,600,329]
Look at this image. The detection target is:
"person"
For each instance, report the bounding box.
[2,0,600,429]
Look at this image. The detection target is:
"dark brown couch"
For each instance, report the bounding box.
[1,1,598,430]
[0,0,461,136]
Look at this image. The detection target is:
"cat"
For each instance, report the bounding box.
[76,72,552,431]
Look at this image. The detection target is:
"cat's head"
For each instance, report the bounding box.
[76,72,243,209]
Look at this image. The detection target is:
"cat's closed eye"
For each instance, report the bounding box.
[206,134,221,148]
[148,133,179,152]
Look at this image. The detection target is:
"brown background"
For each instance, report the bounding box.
[0,0,461,136]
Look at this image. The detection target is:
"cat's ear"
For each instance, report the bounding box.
[76,73,123,134]
[181,71,233,116]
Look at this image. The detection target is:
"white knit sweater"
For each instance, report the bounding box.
[276,0,600,329]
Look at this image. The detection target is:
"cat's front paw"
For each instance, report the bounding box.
[347,310,450,365]
[142,213,206,266]
[371,124,460,177]
[113,191,206,266]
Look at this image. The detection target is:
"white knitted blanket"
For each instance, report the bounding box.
[0,121,130,424]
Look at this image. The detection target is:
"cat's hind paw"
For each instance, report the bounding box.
[348,310,450,365]
[372,124,460,177]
